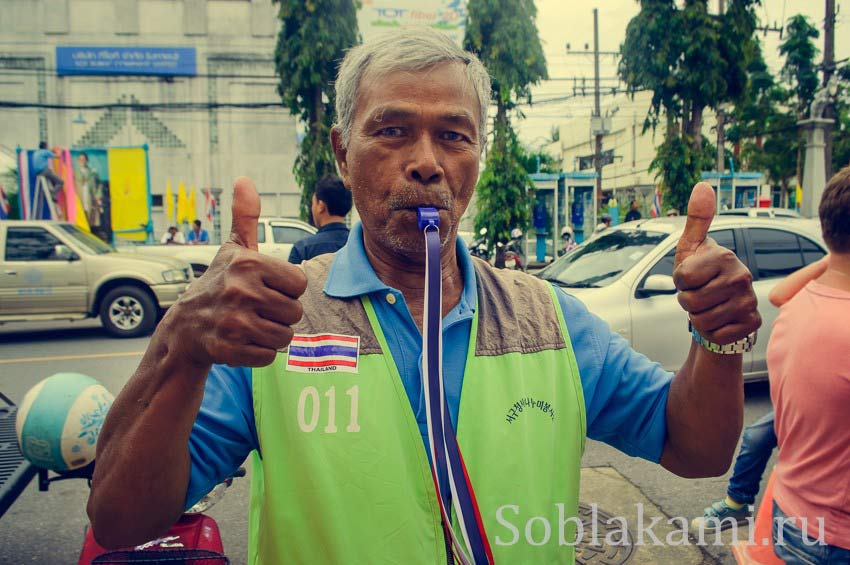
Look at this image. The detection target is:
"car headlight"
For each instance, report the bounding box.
[162,269,189,283]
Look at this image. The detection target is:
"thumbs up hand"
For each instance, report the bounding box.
[230,176,261,251]
[673,183,761,347]
[167,176,307,368]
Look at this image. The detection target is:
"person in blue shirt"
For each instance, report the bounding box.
[88,29,762,553]
[288,175,352,264]
[186,219,210,245]
[32,141,63,202]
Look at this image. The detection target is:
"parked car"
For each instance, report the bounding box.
[536,216,826,381]
[118,217,317,277]
[719,207,801,219]
[256,217,317,261]
[0,221,192,337]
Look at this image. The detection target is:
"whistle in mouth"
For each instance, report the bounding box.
[417,207,440,230]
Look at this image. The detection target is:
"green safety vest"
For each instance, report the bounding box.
[248,256,586,563]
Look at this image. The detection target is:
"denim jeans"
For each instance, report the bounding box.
[727,410,777,505]
[773,500,850,564]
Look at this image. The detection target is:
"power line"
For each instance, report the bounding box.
[0,100,286,111]
[0,67,279,80]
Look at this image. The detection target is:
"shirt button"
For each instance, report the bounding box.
[386,293,396,305]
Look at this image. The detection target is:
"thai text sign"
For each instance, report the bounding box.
[56,46,197,76]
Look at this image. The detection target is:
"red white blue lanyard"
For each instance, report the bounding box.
[418,208,494,565]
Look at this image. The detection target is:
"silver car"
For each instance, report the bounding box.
[537,216,826,381]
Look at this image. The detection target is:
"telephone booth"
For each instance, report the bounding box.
[530,172,597,262]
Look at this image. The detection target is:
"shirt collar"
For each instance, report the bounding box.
[317,222,349,233]
[324,222,477,314]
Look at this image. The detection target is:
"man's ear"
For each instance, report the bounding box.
[330,127,350,187]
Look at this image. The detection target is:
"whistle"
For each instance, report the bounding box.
[417,207,440,230]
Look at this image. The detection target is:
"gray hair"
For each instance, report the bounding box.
[334,28,491,147]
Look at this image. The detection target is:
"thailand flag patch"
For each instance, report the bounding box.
[286,334,360,374]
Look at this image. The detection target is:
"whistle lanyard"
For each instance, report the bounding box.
[418,208,494,565]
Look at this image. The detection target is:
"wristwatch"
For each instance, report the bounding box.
[688,320,757,355]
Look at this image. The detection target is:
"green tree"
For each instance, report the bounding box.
[731,14,820,201]
[779,14,820,119]
[273,0,359,220]
[727,39,799,198]
[474,123,533,245]
[619,0,759,212]
[464,0,547,245]
[834,106,850,172]
[833,65,850,172]
[518,146,558,175]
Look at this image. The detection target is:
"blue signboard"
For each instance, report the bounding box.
[56,46,197,77]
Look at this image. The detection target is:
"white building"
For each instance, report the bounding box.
[0,0,299,241]
[542,89,775,211]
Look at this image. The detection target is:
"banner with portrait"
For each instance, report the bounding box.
[17,145,151,244]
[70,148,111,242]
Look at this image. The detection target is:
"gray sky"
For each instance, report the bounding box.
[517,0,849,145]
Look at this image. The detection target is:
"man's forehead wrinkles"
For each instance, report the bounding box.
[362,104,477,127]
[366,106,415,124]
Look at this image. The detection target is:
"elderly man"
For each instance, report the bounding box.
[88,30,760,563]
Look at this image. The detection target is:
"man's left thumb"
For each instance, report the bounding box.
[674,182,716,268]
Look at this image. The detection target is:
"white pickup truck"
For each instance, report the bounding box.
[0,220,192,337]
[117,217,317,277]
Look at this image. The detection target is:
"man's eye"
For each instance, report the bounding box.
[441,131,467,142]
[377,127,405,137]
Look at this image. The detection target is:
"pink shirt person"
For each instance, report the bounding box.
[768,279,850,549]
[767,165,850,554]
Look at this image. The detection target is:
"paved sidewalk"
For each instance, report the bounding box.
[580,466,719,564]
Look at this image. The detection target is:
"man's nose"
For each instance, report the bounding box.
[405,136,443,184]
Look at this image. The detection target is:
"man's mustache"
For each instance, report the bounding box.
[387,187,452,211]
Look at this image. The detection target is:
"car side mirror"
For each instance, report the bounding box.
[54,244,77,261]
[637,274,677,298]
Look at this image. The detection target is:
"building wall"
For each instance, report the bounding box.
[0,0,299,241]
[550,91,726,215]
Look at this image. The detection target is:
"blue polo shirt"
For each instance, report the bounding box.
[187,228,209,244]
[186,224,673,509]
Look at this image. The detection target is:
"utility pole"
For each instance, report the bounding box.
[593,8,603,204]
[823,0,836,180]
[716,0,726,177]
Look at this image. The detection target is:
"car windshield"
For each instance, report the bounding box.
[57,224,113,255]
[538,229,668,288]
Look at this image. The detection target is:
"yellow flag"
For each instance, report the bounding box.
[165,180,174,224]
[176,181,188,224]
[188,186,197,224]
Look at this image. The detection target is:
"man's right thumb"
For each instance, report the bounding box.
[230,176,260,251]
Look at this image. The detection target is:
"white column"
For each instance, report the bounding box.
[798,118,834,218]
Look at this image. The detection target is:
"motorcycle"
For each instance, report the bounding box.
[467,227,526,271]
[502,228,526,272]
[467,227,491,262]
[78,466,244,564]
[1,392,241,565]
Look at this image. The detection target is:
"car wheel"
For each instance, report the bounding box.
[99,286,157,338]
